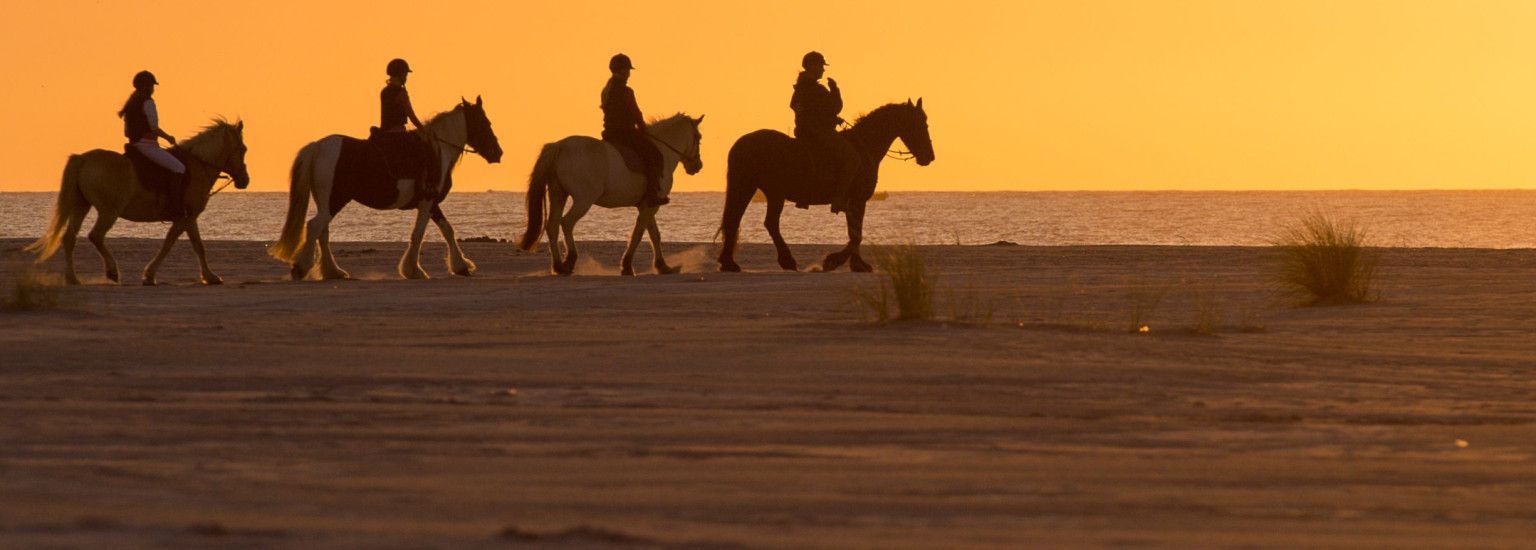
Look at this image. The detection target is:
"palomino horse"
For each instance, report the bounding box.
[26,119,251,285]
[517,114,703,276]
[269,97,503,280]
[718,99,934,273]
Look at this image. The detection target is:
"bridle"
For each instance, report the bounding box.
[175,133,244,197]
[647,125,702,168]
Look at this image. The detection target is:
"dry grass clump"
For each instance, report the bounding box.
[2,262,64,312]
[854,244,936,322]
[1272,212,1379,305]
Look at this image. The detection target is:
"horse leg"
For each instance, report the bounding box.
[142,221,186,286]
[398,205,433,279]
[86,212,121,284]
[545,190,569,275]
[620,211,646,277]
[431,205,476,277]
[764,198,797,271]
[317,225,350,280]
[60,208,88,285]
[291,213,330,281]
[847,204,873,273]
[717,175,754,272]
[645,209,677,275]
[184,218,222,285]
[557,200,593,276]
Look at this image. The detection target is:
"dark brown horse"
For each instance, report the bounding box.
[717,99,934,272]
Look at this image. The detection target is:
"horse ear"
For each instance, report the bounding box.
[696,114,705,125]
[475,95,483,107]
[237,120,244,130]
[460,96,469,106]
[916,98,923,110]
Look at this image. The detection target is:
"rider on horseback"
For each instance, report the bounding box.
[373,58,440,200]
[118,70,186,217]
[601,53,667,208]
[791,51,860,214]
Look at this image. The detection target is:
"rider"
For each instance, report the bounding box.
[118,70,186,216]
[791,51,860,214]
[601,53,666,207]
[376,58,439,198]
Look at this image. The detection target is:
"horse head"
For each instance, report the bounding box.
[188,118,251,188]
[459,96,503,164]
[683,114,705,175]
[901,98,935,166]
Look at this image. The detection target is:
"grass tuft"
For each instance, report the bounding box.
[852,244,938,322]
[1272,212,1379,305]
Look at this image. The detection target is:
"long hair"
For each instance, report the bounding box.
[117,89,150,119]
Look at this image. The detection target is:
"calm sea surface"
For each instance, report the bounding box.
[1,191,1532,248]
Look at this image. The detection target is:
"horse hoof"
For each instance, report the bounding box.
[106,270,120,283]
[453,268,473,277]
[719,263,741,273]
[778,260,799,272]
[655,265,678,275]
[850,258,873,273]
[290,266,307,281]
[142,279,157,287]
[621,266,635,277]
[203,276,224,285]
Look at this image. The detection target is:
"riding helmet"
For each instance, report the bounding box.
[609,53,635,72]
[802,51,829,69]
[387,58,412,77]
[132,70,158,90]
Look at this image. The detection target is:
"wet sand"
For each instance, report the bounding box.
[3,237,1535,548]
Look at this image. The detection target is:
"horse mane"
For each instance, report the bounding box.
[646,112,692,126]
[179,117,241,159]
[849,103,913,128]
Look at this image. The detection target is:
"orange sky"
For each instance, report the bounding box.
[3,0,1534,192]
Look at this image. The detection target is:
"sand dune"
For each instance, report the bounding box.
[2,238,1535,548]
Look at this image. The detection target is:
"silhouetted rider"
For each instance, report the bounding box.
[374,58,439,199]
[119,70,187,217]
[791,51,860,214]
[602,53,667,207]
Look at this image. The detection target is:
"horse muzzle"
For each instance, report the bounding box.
[232,169,252,189]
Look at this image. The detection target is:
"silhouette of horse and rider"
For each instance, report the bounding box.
[31,50,934,283]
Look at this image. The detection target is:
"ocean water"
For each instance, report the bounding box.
[1,191,1533,248]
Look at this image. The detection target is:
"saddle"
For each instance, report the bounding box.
[610,142,646,174]
[788,138,846,209]
[123,144,184,195]
[368,128,442,200]
[124,144,190,218]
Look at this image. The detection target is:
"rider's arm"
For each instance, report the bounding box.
[401,89,424,129]
[145,100,176,144]
[627,88,647,132]
[827,79,844,115]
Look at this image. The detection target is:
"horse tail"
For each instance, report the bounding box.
[268,143,314,261]
[24,154,87,261]
[518,142,560,251]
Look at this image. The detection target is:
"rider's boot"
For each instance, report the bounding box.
[639,173,669,208]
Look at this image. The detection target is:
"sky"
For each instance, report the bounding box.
[2,0,1534,192]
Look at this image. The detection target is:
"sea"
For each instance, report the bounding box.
[1,191,1533,248]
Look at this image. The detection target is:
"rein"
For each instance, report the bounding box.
[176,143,240,196]
[647,130,700,166]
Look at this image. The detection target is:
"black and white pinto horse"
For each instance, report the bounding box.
[269,97,502,280]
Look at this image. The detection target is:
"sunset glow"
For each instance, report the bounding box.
[4,0,1534,192]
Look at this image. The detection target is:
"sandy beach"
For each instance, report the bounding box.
[2,237,1535,548]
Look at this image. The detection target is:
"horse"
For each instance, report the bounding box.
[717,99,935,273]
[269,97,503,280]
[26,119,251,285]
[516,114,704,276]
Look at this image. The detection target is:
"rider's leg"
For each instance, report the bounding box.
[830,135,860,214]
[637,135,667,207]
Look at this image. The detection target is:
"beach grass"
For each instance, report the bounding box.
[1273,212,1379,305]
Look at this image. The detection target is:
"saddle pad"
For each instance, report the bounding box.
[612,143,646,174]
[123,145,181,193]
